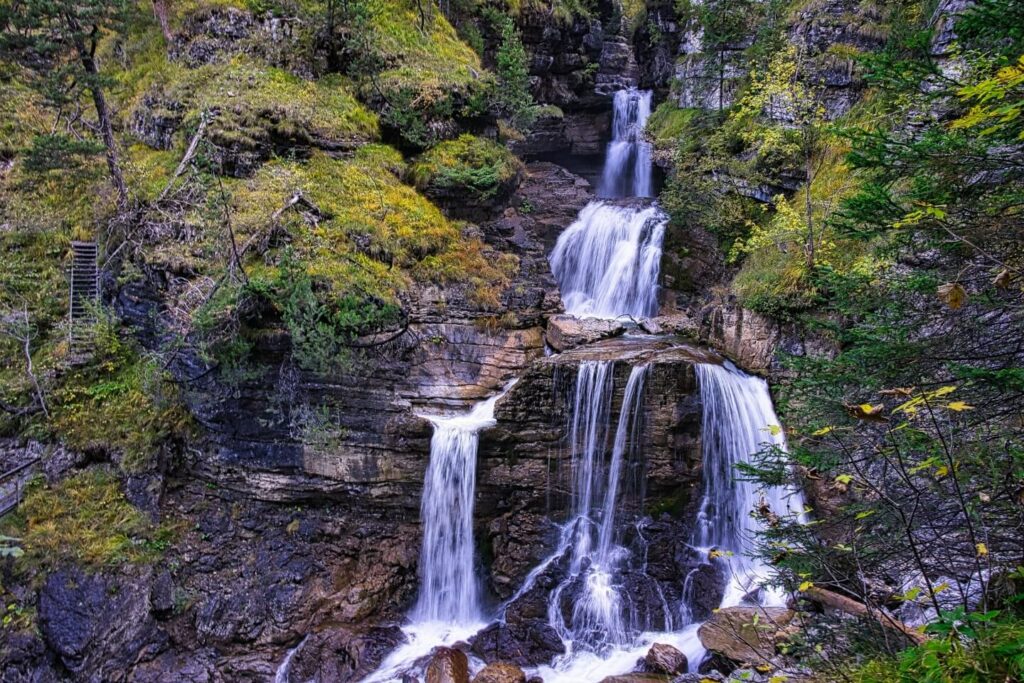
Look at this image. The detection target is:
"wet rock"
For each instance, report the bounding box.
[643,642,688,675]
[469,621,565,667]
[38,566,166,680]
[288,626,404,682]
[425,646,470,683]
[698,607,797,665]
[546,314,626,352]
[472,661,527,683]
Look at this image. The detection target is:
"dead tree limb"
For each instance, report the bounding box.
[155,111,211,206]
[801,586,928,645]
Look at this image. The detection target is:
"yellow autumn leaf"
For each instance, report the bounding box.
[767,424,782,436]
[976,543,988,557]
[947,401,974,411]
[770,676,789,683]
[938,282,967,309]
[933,386,958,397]
[799,581,814,592]
[835,474,853,485]
[812,425,834,436]
[935,465,949,477]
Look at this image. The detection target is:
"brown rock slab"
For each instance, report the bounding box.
[598,674,672,683]
[643,642,688,675]
[545,314,626,352]
[426,646,470,683]
[697,606,797,664]
[472,661,527,683]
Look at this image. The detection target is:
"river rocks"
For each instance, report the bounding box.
[472,661,527,683]
[698,607,798,665]
[546,314,626,351]
[425,646,470,683]
[643,642,688,675]
[598,675,672,683]
[469,620,566,667]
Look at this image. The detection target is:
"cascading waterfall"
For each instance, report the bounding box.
[549,88,666,320]
[690,362,807,610]
[547,362,649,655]
[364,392,507,683]
[413,402,495,624]
[548,203,665,319]
[601,89,654,199]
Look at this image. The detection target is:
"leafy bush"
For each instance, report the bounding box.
[409,134,523,199]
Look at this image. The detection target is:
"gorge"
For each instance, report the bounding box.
[2,1,1020,682]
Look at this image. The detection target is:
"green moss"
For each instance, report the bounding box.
[0,469,174,571]
[645,102,700,149]
[46,323,194,471]
[127,56,379,154]
[409,134,523,199]
[231,149,516,307]
[366,0,487,97]
[0,77,50,157]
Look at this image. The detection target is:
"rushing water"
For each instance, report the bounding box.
[691,362,807,609]
[549,88,665,320]
[547,363,649,655]
[600,89,654,199]
[549,203,665,319]
[414,392,509,623]
[366,85,804,682]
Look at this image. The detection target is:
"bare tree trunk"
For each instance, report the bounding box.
[801,586,928,645]
[153,0,173,43]
[804,141,814,270]
[72,26,129,208]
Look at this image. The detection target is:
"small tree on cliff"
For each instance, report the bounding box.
[492,15,533,130]
[0,0,133,208]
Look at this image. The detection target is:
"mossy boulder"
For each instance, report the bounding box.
[409,135,524,220]
[129,57,379,175]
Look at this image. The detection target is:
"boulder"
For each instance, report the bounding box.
[425,647,470,683]
[545,314,625,352]
[697,606,797,665]
[472,661,527,683]
[38,566,166,679]
[643,642,688,675]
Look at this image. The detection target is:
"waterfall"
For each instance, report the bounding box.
[414,393,506,624]
[549,88,665,321]
[549,203,665,319]
[600,89,654,199]
[692,362,807,609]
[546,363,650,655]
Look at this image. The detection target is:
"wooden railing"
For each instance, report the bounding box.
[0,457,40,517]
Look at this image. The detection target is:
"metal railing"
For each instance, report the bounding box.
[0,457,41,517]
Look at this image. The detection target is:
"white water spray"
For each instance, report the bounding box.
[601,89,654,199]
[550,88,665,320]
[549,203,666,319]
[692,362,807,609]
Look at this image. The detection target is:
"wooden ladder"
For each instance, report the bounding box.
[68,241,99,363]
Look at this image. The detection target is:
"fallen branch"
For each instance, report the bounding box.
[155,111,211,206]
[801,586,928,645]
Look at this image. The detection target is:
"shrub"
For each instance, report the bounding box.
[409,134,523,200]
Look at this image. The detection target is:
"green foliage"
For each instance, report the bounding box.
[0,469,173,572]
[46,315,193,471]
[492,14,534,130]
[409,134,523,199]
[645,102,699,150]
[851,611,1024,683]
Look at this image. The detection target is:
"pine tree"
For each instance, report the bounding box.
[0,0,133,207]
[493,16,533,130]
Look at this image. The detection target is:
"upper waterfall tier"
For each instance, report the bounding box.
[549,200,666,320]
[599,89,653,199]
